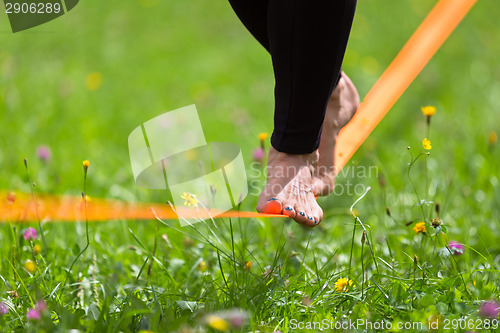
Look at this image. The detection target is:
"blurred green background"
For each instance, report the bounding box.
[0,0,499,220]
[1,1,500,330]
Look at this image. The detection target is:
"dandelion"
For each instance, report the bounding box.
[0,302,8,316]
[448,241,465,255]
[244,261,252,270]
[334,277,355,292]
[413,221,427,234]
[181,192,198,207]
[83,160,90,171]
[258,132,268,142]
[206,314,229,331]
[479,301,499,318]
[24,259,37,273]
[23,227,38,241]
[198,261,207,271]
[252,147,264,163]
[36,146,51,162]
[422,138,432,150]
[33,244,42,255]
[421,106,436,117]
[489,131,497,145]
[85,72,102,91]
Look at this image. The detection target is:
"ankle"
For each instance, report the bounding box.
[269,147,319,165]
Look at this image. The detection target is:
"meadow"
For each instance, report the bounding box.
[0,0,500,332]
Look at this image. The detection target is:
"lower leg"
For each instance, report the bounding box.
[257,0,357,226]
[312,72,360,196]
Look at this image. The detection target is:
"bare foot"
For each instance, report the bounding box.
[312,72,360,196]
[256,147,323,227]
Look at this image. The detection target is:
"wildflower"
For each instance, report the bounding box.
[334,277,355,292]
[182,238,195,247]
[262,265,277,279]
[448,241,465,255]
[85,72,102,91]
[413,221,427,234]
[421,106,436,117]
[489,131,498,145]
[198,261,207,271]
[23,227,38,241]
[26,308,41,320]
[479,301,499,318]
[258,132,268,141]
[26,300,47,320]
[83,160,90,171]
[206,314,229,331]
[431,218,441,228]
[181,192,198,207]
[36,146,51,162]
[252,147,264,163]
[7,192,16,204]
[244,261,252,270]
[0,302,8,316]
[35,301,47,312]
[226,309,248,328]
[33,244,42,255]
[422,138,432,150]
[24,259,37,273]
[301,296,313,306]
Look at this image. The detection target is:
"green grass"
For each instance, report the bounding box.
[1,0,500,332]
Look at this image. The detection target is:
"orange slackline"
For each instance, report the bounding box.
[0,191,283,223]
[0,0,477,223]
[334,0,477,171]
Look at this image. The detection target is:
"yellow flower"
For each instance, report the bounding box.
[258,132,268,141]
[334,277,355,292]
[198,261,207,271]
[422,138,432,150]
[206,315,229,331]
[413,221,427,234]
[33,244,42,255]
[86,72,102,91]
[489,131,497,144]
[245,261,252,270]
[24,259,37,273]
[181,192,198,207]
[421,106,436,117]
[83,160,90,169]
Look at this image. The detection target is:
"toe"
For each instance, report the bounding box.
[282,203,296,218]
[258,198,283,215]
[293,206,310,225]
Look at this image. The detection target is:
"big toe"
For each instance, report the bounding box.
[257,198,283,215]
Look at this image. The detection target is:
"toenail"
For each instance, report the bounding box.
[285,207,293,211]
[308,216,313,220]
[314,219,318,224]
[299,212,306,216]
[268,198,278,201]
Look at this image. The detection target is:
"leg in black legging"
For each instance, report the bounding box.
[228,0,358,226]
[228,0,357,154]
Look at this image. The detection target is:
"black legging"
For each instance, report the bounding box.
[228,0,357,154]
